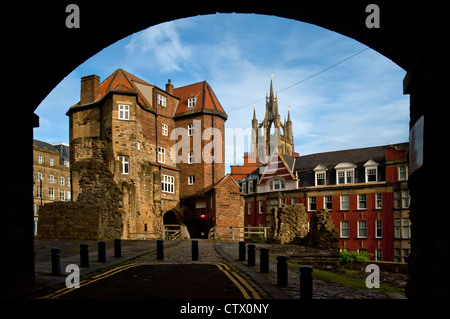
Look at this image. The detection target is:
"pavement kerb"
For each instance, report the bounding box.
[214,242,290,299]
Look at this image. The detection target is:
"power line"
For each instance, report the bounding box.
[230,47,370,112]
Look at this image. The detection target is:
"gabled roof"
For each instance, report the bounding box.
[205,173,241,193]
[173,81,227,120]
[259,151,296,184]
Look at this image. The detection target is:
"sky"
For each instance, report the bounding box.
[34,13,409,173]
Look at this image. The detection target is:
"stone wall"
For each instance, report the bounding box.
[271,203,309,244]
[36,138,123,240]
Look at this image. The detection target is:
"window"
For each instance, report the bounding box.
[162,124,168,136]
[36,173,42,181]
[396,219,411,238]
[118,156,129,174]
[358,220,367,238]
[68,178,71,186]
[49,188,54,200]
[269,179,285,191]
[158,146,165,163]
[188,151,195,164]
[259,201,264,214]
[316,172,326,186]
[241,182,246,194]
[340,221,350,238]
[38,155,43,164]
[376,220,383,238]
[60,189,65,201]
[375,249,383,261]
[60,177,65,185]
[247,203,251,215]
[402,190,410,208]
[248,181,253,193]
[335,163,356,184]
[67,191,71,201]
[188,96,197,108]
[366,168,377,182]
[375,193,383,209]
[308,197,316,211]
[398,166,408,181]
[36,186,42,198]
[292,197,296,204]
[118,104,130,120]
[188,123,195,136]
[324,195,333,210]
[49,158,54,166]
[188,176,195,185]
[49,175,54,184]
[64,159,70,167]
[394,191,401,209]
[161,174,174,193]
[358,194,367,210]
[340,195,349,210]
[158,93,167,107]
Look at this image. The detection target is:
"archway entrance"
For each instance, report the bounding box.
[3,2,449,299]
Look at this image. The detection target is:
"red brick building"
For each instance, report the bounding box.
[38,69,241,240]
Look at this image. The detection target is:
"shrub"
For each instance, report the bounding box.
[339,250,372,264]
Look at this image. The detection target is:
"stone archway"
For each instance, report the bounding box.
[3,1,450,298]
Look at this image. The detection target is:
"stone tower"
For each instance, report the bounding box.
[251,79,294,163]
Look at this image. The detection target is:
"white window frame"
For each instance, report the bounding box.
[401,190,410,208]
[60,177,65,185]
[157,146,165,163]
[60,189,65,201]
[375,220,383,238]
[259,200,264,214]
[36,186,42,198]
[308,196,316,211]
[67,191,71,201]
[188,151,195,164]
[49,188,54,200]
[162,123,168,136]
[161,174,174,193]
[188,123,195,136]
[188,96,197,108]
[36,173,42,181]
[357,220,367,238]
[49,158,54,166]
[118,104,130,120]
[269,178,285,191]
[247,203,252,215]
[158,93,167,107]
[375,249,383,261]
[375,193,383,209]
[340,194,349,210]
[357,194,367,210]
[248,180,253,193]
[340,221,350,238]
[49,175,54,184]
[365,167,377,182]
[324,195,333,210]
[38,154,43,164]
[188,176,195,185]
[398,165,408,181]
[315,171,326,186]
[118,156,129,174]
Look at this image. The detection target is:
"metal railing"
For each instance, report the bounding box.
[210,225,270,241]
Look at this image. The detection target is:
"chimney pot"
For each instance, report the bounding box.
[166,79,173,95]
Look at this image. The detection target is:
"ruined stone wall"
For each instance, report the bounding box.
[37,138,123,240]
[271,203,309,244]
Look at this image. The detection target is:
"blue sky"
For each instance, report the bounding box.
[34,13,409,172]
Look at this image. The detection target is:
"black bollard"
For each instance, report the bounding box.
[80,244,89,267]
[157,240,164,260]
[247,244,255,266]
[98,241,106,262]
[300,266,313,299]
[114,238,121,257]
[277,255,288,286]
[51,248,62,276]
[260,247,269,273]
[192,240,199,261]
[239,241,246,261]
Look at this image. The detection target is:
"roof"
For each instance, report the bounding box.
[33,139,70,159]
[293,142,409,172]
[204,173,241,193]
[259,151,296,184]
[173,81,227,120]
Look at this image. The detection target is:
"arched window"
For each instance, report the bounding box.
[269,178,285,191]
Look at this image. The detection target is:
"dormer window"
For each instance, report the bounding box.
[335,162,356,185]
[364,159,379,182]
[269,178,285,191]
[188,96,197,108]
[314,164,327,186]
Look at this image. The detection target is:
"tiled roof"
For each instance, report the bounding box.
[173,81,227,119]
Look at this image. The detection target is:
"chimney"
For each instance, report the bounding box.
[166,79,173,95]
[80,74,100,105]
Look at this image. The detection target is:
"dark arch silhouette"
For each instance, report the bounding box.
[2,0,449,298]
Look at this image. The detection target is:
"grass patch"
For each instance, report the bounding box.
[287,261,405,296]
